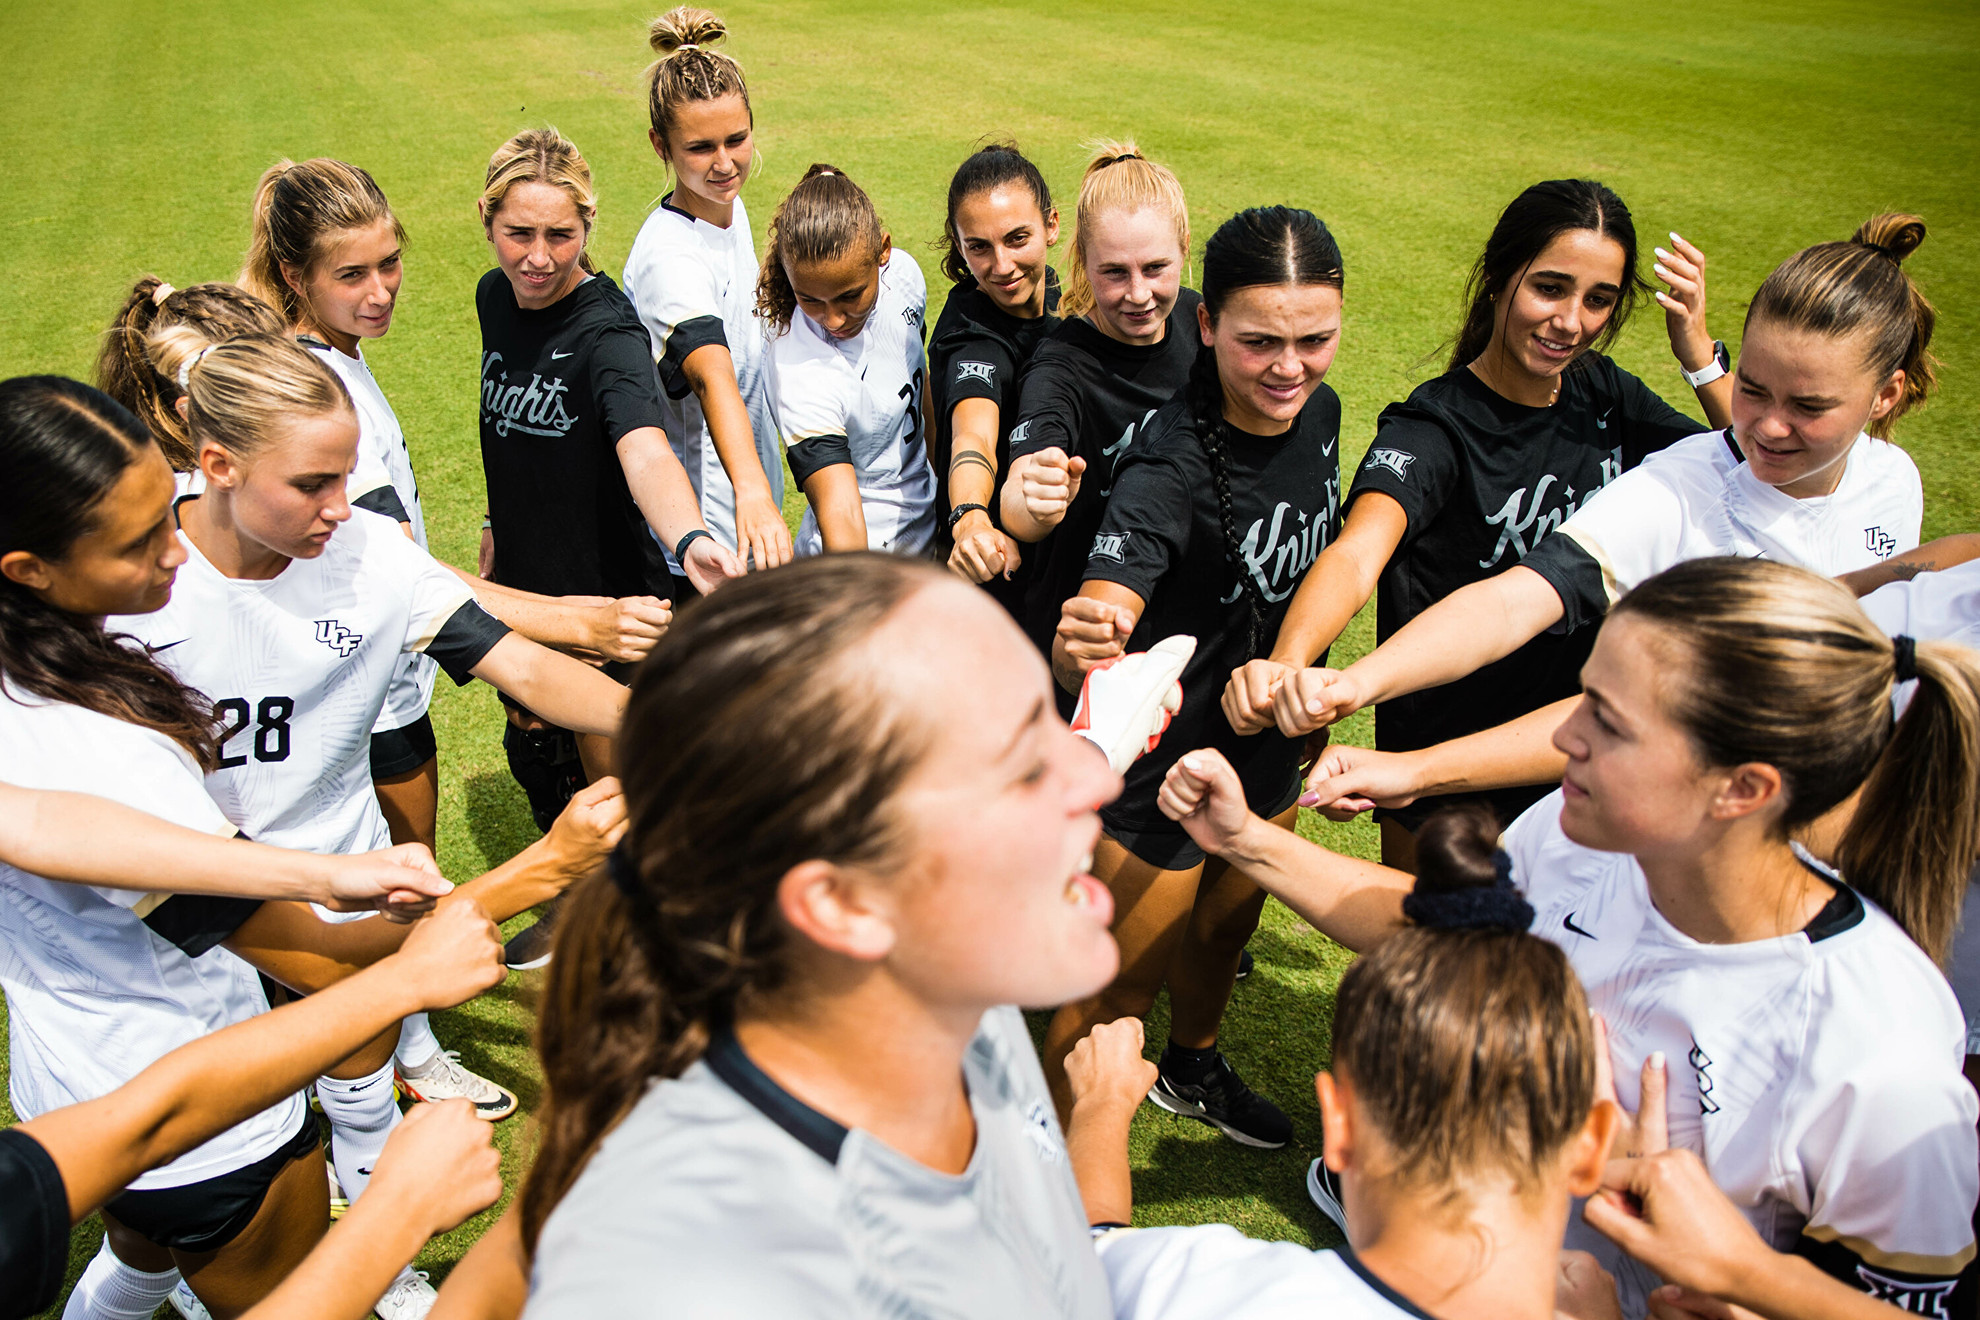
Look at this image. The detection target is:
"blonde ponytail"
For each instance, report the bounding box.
[241,158,403,328]
[644,7,750,152]
[145,327,350,462]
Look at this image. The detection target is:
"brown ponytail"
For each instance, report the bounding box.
[1745,213,1938,438]
[753,163,884,333]
[95,278,287,470]
[1612,556,1980,963]
[1333,803,1595,1197]
[521,553,948,1252]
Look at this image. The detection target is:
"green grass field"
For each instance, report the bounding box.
[2,0,1976,1311]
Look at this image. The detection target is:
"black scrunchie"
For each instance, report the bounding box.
[1401,849,1536,935]
[1893,633,1919,684]
[607,843,645,903]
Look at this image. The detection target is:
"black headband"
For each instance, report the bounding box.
[1893,633,1919,684]
[1400,849,1536,935]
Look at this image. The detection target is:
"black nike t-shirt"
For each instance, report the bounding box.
[476,269,676,601]
[1084,387,1343,834]
[927,273,1061,609]
[1347,354,1700,829]
[0,1127,69,1320]
[1006,290,1204,666]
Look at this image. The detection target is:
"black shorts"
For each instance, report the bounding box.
[502,722,586,834]
[1106,775,1303,872]
[369,712,438,779]
[103,1106,320,1253]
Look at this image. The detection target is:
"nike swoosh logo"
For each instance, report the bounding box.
[151,639,186,651]
[1563,912,1596,939]
[551,349,573,359]
[356,1166,374,1176]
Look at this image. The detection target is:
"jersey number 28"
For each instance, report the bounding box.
[215,696,295,769]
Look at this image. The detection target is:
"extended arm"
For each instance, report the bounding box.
[1063,1019,1157,1226]
[1051,581,1144,694]
[1299,695,1575,816]
[1159,750,1411,953]
[1224,494,1408,734]
[429,1208,529,1320]
[803,463,869,553]
[682,344,792,571]
[444,562,671,664]
[1837,532,1980,597]
[947,398,1021,584]
[616,425,742,593]
[471,632,628,738]
[19,900,503,1221]
[1000,448,1084,543]
[0,783,447,914]
[1275,565,1567,733]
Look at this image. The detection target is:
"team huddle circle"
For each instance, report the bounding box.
[0,6,1974,1320]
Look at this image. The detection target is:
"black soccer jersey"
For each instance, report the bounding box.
[1007,291,1203,664]
[0,1128,68,1320]
[928,273,1061,531]
[476,269,676,601]
[1083,388,1343,834]
[1346,355,1698,829]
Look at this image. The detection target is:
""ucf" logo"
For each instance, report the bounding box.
[314,619,363,657]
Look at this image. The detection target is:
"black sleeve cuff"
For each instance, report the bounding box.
[1520,534,1609,632]
[0,1129,69,1320]
[425,601,512,685]
[144,893,266,957]
[658,314,730,401]
[1795,1232,1970,1313]
[788,435,854,487]
[353,485,411,524]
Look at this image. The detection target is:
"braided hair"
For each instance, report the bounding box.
[1190,206,1344,660]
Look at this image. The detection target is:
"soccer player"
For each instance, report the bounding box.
[1221,180,1728,869]
[476,125,740,963]
[1085,808,1622,1320]
[1164,556,1980,1316]
[759,165,935,557]
[510,555,1181,1317]
[622,6,790,578]
[0,375,616,1320]
[1277,215,1936,764]
[926,141,1060,604]
[1040,208,1346,1148]
[998,143,1198,670]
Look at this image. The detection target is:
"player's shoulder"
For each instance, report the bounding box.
[1808,893,1963,1036]
[1846,433,1923,501]
[1102,1228,1403,1320]
[882,248,927,306]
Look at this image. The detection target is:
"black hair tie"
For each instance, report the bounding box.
[1098,152,1140,168]
[607,843,645,903]
[1893,633,1919,684]
[1401,848,1536,935]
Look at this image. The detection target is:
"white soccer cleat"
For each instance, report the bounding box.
[1072,634,1197,774]
[372,1267,437,1320]
[168,1281,214,1320]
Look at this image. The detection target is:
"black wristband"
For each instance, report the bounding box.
[674,528,713,562]
[948,502,989,531]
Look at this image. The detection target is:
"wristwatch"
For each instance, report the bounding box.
[1681,340,1730,389]
[948,502,989,531]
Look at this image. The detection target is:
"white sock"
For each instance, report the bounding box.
[62,1238,179,1320]
[316,1060,401,1201]
[394,1011,440,1070]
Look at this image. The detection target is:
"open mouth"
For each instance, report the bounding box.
[1533,334,1577,361]
[1063,850,1114,924]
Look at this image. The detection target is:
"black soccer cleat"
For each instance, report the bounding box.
[1147,1051,1292,1149]
[1235,947,1255,981]
[503,898,562,971]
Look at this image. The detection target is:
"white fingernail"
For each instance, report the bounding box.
[1648,1051,1666,1071]
[1654,247,1672,260]
[1670,231,1684,244]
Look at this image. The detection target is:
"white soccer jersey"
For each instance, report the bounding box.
[766,249,935,558]
[1100,1227,1427,1319]
[524,1006,1112,1319]
[1524,429,1922,628]
[623,195,783,570]
[305,339,437,736]
[1502,792,1978,1317]
[114,509,509,857]
[1860,559,1980,1054]
[0,682,304,1189]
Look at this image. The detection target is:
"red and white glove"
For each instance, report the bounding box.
[1071,635,1197,775]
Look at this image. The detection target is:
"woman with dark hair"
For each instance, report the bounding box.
[1222,180,1727,869]
[1040,206,1346,1149]
[926,142,1060,600]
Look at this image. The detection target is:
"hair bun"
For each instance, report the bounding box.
[1402,804,1534,934]
[648,5,727,56]
[1853,212,1926,265]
